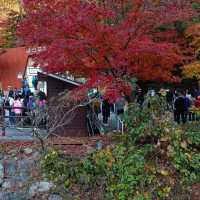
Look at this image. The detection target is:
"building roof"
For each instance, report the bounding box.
[38,71,81,86]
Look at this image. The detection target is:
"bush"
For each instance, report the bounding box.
[41,96,200,200]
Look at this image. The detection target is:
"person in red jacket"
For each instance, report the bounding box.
[195,96,200,108]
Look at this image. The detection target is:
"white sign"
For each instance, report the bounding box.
[17,72,23,79]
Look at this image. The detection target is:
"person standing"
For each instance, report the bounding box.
[185,91,193,121]
[174,92,187,124]
[8,86,14,98]
[93,99,101,117]
[137,88,144,108]
[13,96,23,120]
[115,97,125,115]
[166,89,174,110]
[22,78,29,89]
[32,76,38,90]
[23,85,31,98]
[8,95,15,125]
[102,99,110,125]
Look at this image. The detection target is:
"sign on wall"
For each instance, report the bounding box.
[17,72,23,79]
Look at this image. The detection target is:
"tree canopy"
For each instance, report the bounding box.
[18,0,196,100]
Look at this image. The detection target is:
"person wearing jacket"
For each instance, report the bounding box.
[174,92,187,124]
[102,99,110,125]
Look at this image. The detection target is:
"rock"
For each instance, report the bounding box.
[31,151,40,160]
[18,159,35,178]
[29,181,54,197]
[4,160,17,177]
[2,177,27,190]
[48,194,63,200]
[2,180,12,189]
[8,149,18,155]
[0,191,27,200]
[0,162,4,184]
[0,153,4,160]
[24,148,33,155]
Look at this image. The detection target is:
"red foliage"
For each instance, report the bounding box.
[195,97,200,108]
[18,0,196,100]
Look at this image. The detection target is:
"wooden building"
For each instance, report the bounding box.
[38,72,89,137]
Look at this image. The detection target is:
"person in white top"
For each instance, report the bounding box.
[9,96,15,125]
[13,96,23,116]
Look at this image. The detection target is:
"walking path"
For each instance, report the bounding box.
[98,112,124,133]
[0,128,47,142]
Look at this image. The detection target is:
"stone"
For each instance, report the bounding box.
[2,180,12,189]
[0,162,4,184]
[18,159,35,177]
[31,151,40,160]
[24,148,33,155]
[48,194,63,200]
[0,153,4,160]
[4,160,17,177]
[29,181,54,197]
[8,149,18,155]
[0,192,27,200]
[2,177,27,190]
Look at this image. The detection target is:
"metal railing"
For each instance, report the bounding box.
[0,106,41,136]
[116,115,124,134]
[87,106,105,136]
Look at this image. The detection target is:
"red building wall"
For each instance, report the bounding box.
[0,47,28,91]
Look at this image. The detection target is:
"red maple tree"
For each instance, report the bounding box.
[18,0,196,100]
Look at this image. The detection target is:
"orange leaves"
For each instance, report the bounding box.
[183,61,200,81]
[185,23,200,55]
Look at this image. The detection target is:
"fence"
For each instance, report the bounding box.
[0,104,125,137]
[0,106,46,136]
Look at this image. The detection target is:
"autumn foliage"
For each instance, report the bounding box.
[18,0,196,99]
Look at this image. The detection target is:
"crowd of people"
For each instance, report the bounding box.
[90,87,200,127]
[0,78,47,126]
[1,79,200,128]
[136,88,200,124]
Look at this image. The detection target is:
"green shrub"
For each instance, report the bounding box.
[41,97,200,199]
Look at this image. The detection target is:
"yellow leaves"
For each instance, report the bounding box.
[159,169,169,176]
[162,186,171,195]
[95,146,115,169]
[182,61,200,81]
[189,106,200,116]
[0,0,22,18]
[180,141,187,150]
[185,23,200,55]
[185,152,192,160]
[145,164,156,174]
[160,136,170,142]
[183,23,200,82]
